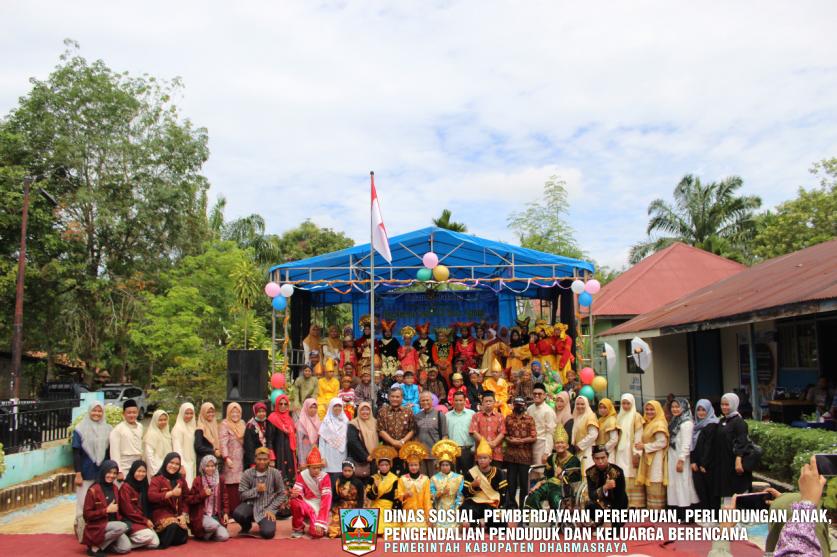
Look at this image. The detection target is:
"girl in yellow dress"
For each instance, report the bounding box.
[395,441,432,528]
[366,445,399,534]
[316,359,340,419]
[482,365,511,417]
[429,440,463,528]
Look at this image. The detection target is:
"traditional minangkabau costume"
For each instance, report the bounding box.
[507,325,532,374]
[396,441,432,528]
[290,446,333,538]
[366,445,399,534]
[316,359,340,419]
[447,373,470,409]
[327,461,366,538]
[412,322,435,372]
[432,327,454,382]
[636,400,669,510]
[379,319,401,377]
[454,322,478,369]
[462,439,507,528]
[398,326,419,373]
[597,398,619,459]
[482,365,511,417]
[524,428,581,510]
[552,323,574,384]
[355,315,374,373]
[430,440,464,528]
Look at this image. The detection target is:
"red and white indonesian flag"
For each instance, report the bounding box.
[370,172,392,263]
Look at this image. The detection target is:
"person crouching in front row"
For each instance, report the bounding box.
[290,446,332,539]
[232,446,287,539]
[585,445,628,531]
[188,455,230,541]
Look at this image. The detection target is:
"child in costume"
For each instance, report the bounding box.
[338,375,356,420]
[412,322,434,372]
[482,365,510,417]
[507,326,532,374]
[289,446,332,539]
[524,427,581,511]
[400,371,421,414]
[543,365,564,408]
[338,335,357,375]
[454,322,478,369]
[395,441,432,528]
[327,461,366,538]
[316,360,340,419]
[398,326,419,373]
[366,446,399,534]
[552,323,574,384]
[431,327,454,382]
[429,440,464,528]
[379,319,401,377]
[446,373,470,409]
[462,439,507,530]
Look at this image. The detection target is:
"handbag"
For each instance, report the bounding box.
[353,460,371,479]
[741,439,763,472]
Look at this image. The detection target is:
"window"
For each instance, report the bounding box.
[778,321,818,369]
[103,390,119,400]
[125,388,143,398]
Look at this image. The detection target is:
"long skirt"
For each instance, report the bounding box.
[626,477,645,508]
[645,482,666,509]
[225,483,240,514]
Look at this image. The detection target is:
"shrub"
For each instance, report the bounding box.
[747,420,837,484]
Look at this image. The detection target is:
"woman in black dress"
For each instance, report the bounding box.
[709,392,752,507]
[690,399,719,509]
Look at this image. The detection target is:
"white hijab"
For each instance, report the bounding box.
[75,401,112,465]
[722,392,740,418]
[319,397,348,450]
[616,393,640,452]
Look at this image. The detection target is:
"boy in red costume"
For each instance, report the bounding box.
[454,322,478,369]
[398,325,419,373]
[290,447,333,539]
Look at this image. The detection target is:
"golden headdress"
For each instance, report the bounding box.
[398,440,429,464]
[474,438,492,458]
[435,327,452,340]
[371,445,398,464]
[359,314,372,328]
[400,325,416,339]
[432,440,461,464]
[553,425,569,445]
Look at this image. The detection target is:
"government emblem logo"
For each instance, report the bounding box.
[340,508,379,556]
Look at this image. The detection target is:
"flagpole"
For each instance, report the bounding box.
[369,171,376,408]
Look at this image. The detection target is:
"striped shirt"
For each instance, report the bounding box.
[238,467,287,522]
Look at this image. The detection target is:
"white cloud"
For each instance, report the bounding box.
[2,0,836,269]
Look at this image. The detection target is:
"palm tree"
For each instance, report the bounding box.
[231,259,262,349]
[629,175,761,264]
[209,196,283,265]
[432,209,468,232]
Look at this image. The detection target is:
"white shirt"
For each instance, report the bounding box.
[109,421,143,474]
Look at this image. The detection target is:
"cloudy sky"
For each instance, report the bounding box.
[2,1,836,268]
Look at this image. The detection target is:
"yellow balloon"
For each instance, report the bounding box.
[591,375,607,393]
[432,264,450,281]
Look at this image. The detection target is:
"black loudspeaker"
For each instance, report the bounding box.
[227,350,268,401]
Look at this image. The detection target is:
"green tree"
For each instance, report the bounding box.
[276,219,354,262]
[208,195,282,266]
[507,175,584,259]
[629,175,761,264]
[752,159,837,260]
[231,258,262,349]
[432,209,468,232]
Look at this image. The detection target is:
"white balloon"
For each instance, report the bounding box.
[280,283,295,297]
[571,279,586,294]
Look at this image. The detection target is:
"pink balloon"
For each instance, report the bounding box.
[422,252,439,269]
[270,372,286,389]
[264,282,281,297]
[585,279,601,295]
[580,367,595,385]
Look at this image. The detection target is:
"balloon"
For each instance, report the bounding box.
[422,252,439,269]
[272,296,287,311]
[269,388,285,406]
[571,279,586,294]
[579,385,595,402]
[580,367,595,385]
[578,292,593,307]
[270,372,286,389]
[417,268,432,281]
[585,279,601,295]
[591,375,607,393]
[264,282,281,298]
[432,265,450,281]
[280,283,294,298]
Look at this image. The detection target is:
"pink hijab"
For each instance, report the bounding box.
[555,391,573,425]
[297,398,321,445]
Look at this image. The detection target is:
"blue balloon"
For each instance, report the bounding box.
[272,296,287,311]
[269,388,285,406]
[579,385,595,402]
[578,291,593,307]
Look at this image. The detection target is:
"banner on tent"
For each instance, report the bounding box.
[376,290,498,339]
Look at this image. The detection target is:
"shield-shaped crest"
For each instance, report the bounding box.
[340,508,379,556]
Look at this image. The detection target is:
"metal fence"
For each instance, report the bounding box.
[0,398,77,454]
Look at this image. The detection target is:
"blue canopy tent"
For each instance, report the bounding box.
[268,227,595,368]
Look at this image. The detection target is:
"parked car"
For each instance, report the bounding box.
[39,381,90,401]
[99,384,147,417]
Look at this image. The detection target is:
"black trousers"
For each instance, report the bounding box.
[462,500,506,530]
[456,447,474,475]
[157,523,188,549]
[232,502,276,539]
[505,462,529,509]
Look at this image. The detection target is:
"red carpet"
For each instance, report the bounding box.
[0,532,763,557]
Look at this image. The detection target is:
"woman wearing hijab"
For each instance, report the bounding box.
[219,402,245,511]
[597,398,619,458]
[635,400,669,509]
[81,459,131,556]
[188,455,230,541]
[171,403,197,487]
[666,398,699,517]
[319,397,349,488]
[72,401,112,542]
[303,324,323,365]
[614,393,645,508]
[143,410,172,476]
[117,461,160,550]
[691,399,719,509]
[291,365,319,414]
[553,390,573,443]
[195,402,222,462]
[244,402,268,469]
[266,394,298,497]
[347,401,379,479]
[709,392,752,505]
[296,398,321,467]
[148,452,189,548]
[571,395,599,471]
